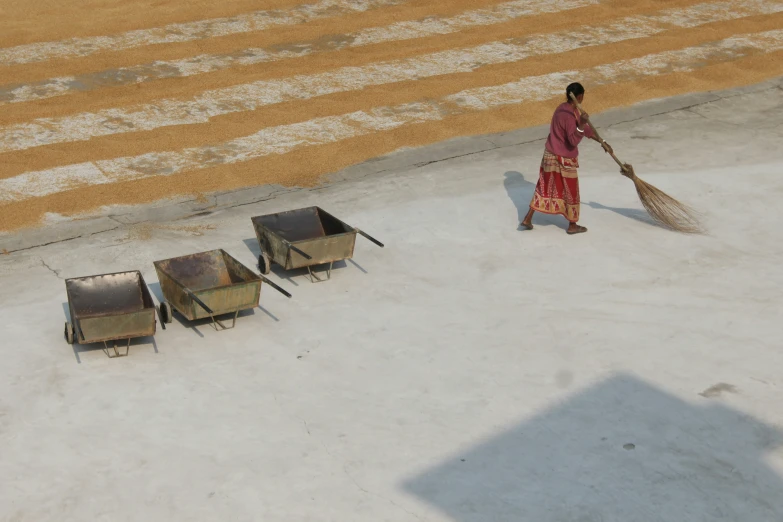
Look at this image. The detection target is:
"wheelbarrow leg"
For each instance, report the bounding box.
[207,313,219,331]
[209,309,240,331]
[103,339,130,358]
[306,261,333,283]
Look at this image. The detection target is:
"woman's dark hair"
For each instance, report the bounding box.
[566,82,585,102]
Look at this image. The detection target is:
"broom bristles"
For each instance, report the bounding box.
[627,173,703,234]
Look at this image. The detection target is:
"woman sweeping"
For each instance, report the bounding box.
[520,82,613,234]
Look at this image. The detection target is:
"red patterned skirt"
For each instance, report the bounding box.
[530,150,581,223]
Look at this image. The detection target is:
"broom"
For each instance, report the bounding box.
[569,93,703,234]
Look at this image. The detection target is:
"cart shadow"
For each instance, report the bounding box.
[402,373,783,521]
[147,282,165,305]
[169,307,257,335]
[258,305,279,322]
[69,336,158,363]
[242,238,300,287]
[348,259,368,274]
[62,302,158,363]
[147,282,206,338]
[242,237,262,257]
[170,309,204,338]
[274,260,348,283]
[503,171,569,231]
[585,201,660,228]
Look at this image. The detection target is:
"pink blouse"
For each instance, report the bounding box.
[544,102,595,158]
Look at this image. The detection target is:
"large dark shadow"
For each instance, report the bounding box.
[503,171,568,231]
[403,374,783,521]
[586,201,660,228]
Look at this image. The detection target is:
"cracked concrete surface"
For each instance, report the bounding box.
[39,257,63,279]
[1,79,783,521]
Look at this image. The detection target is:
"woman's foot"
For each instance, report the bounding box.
[566,223,587,235]
[520,208,535,230]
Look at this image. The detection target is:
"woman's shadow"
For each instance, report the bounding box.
[503,171,566,231]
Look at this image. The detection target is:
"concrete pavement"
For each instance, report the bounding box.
[1,79,783,521]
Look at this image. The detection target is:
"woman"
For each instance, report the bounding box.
[520,82,612,234]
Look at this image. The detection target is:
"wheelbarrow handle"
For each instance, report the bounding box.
[356,228,384,248]
[184,288,214,315]
[260,275,292,298]
[284,241,313,260]
[157,306,166,330]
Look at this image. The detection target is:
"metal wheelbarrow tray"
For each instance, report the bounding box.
[251,206,383,282]
[64,271,157,358]
[153,249,290,331]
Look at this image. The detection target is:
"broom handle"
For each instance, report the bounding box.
[568,93,627,171]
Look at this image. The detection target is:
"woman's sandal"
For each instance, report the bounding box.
[567,225,587,235]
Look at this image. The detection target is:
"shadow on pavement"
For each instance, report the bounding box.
[403,373,783,521]
[503,171,568,231]
[586,200,660,228]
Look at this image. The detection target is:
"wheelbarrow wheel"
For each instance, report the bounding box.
[160,302,173,324]
[64,322,74,344]
[258,251,271,275]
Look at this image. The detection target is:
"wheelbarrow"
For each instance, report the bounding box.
[64,270,157,358]
[251,206,383,283]
[153,249,290,330]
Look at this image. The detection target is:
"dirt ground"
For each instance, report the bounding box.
[1,0,782,230]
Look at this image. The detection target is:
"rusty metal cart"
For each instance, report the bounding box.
[64,270,157,358]
[153,249,290,330]
[251,206,383,282]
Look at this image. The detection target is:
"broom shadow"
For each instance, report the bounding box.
[585,201,660,228]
